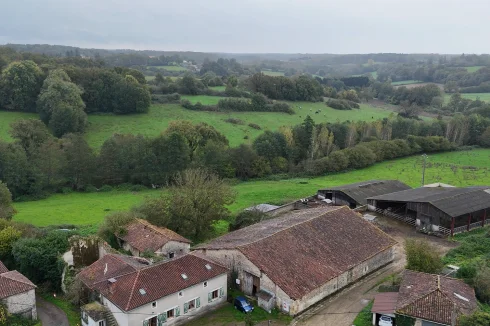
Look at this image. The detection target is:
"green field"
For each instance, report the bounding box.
[261,70,285,76]
[465,66,485,73]
[153,65,188,72]
[209,85,226,91]
[12,149,490,227]
[444,92,490,103]
[145,75,156,81]
[391,80,423,86]
[371,71,378,79]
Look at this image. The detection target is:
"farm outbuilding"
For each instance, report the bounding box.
[367,186,490,235]
[317,180,411,208]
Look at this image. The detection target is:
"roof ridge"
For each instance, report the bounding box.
[125,270,142,311]
[137,219,171,240]
[0,271,35,287]
[237,206,344,250]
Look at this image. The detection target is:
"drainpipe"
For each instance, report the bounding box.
[450,217,455,237]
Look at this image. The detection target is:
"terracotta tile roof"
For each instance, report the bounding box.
[0,261,8,274]
[77,254,150,291]
[199,206,397,299]
[396,270,477,325]
[372,292,398,314]
[100,254,228,311]
[117,219,191,253]
[0,270,36,299]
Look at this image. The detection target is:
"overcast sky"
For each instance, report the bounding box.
[1,0,488,54]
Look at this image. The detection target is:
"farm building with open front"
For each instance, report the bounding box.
[317,180,411,209]
[367,185,490,235]
[194,206,397,316]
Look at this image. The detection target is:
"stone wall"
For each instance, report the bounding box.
[3,289,37,319]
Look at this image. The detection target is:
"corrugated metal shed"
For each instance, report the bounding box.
[319,180,411,205]
[369,186,490,217]
[245,204,280,213]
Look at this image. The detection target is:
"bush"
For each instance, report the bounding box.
[98,185,113,192]
[326,98,360,110]
[224,118,244,125]
[248,123,261,130]
[151,93,181,104]
[405,239,444,274]
[181,99,217,111]
[84,185,98,193]
[129,185,147,192]
[61,187,73,194]
[229,209,269,231]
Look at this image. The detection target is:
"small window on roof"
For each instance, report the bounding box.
[139,288,147,295]
[205,264,212,270]
[181,273,188,280]
[151,301,157,308]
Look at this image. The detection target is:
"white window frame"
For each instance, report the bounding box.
[211,288,220,301]
[98,321,105,326]
[151,301,157,308]
[203,281,208,288]
[187,297,199,311]
[143,315,157,324]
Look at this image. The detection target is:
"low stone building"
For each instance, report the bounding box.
[195,206,397,315]
[116,219,191,258]
[78,253,228,326]
[0,260,37,320]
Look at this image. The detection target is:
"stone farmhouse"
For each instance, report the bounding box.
[0,260,37,320]
[78,253,228,326]
[116,219,191,258]
[194,206,397,315]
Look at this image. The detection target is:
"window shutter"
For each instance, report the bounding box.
[208,292,212,303]
[219,287,224,298]
[175,306,180,317]
[184,302,189,314]
[157,313,167,326]
[196,297,201,308]
[143,319,149,326]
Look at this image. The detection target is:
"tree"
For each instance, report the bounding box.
[459,312,490,326]
[61,133,96,190]
[404,239,443,274]
[165,169,236,241]
[98,211,137,248]
[0,60,43,112]
[229,209,268,231]
[151,132,190,183]
[0,182,16,220]
[228,75,238,87]
[0,226,21,258]
[9,119,51,154]
[132,198,170,228]
[480,126,490,147]
[37,69,87,137]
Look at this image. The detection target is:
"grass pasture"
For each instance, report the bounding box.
[261,70,285,76]
[209,85,226,91]
[12,149,490,228]
[391,80,423,86]
[152,65,188,72]
[145,75,155,81]
[444,92,490,103]
[0,110,38,142]
[465,66,485,73]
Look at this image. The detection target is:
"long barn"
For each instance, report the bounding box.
[367,186,490,235]
[317,180,411,208]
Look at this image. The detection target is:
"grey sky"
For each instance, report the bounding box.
[1,0,488,53]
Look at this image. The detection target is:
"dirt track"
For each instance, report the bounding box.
[292,216,457,326]
[36,296,69,326]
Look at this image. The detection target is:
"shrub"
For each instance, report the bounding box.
[151,93,180,104]
[84,185,98,193]
[129,185,147,192]
[224,118,244,125]
[98,185,113,192]
[248,123,261,130]
[326,98,360,110]
[405,238,444,274]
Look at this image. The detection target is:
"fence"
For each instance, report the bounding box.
[374,208,416,226]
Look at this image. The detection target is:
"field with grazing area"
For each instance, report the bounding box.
[261,70,285,76]
[444,92,490,103]
[391,80,423,86]
[465,66,485,73]
[152,65,188,72]
[145,75,155,81]
[13,149,490,228]
[209,85,226,91]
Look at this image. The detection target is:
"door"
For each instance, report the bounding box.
[252,275,260,296]
[149,316,157,326]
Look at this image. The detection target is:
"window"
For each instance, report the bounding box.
[167,309,175,319]
[168,252,175,259]
[178,291,184,298]
[203,281,208,288]
[151,301,157,308]
[98,321,105,326]
[212,289,219,299]
[188,299,196,310]
[184,298,200,314]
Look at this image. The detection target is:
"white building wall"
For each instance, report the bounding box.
[2,289,37,319]
[159,241,190,258]
[102,273,227,326]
